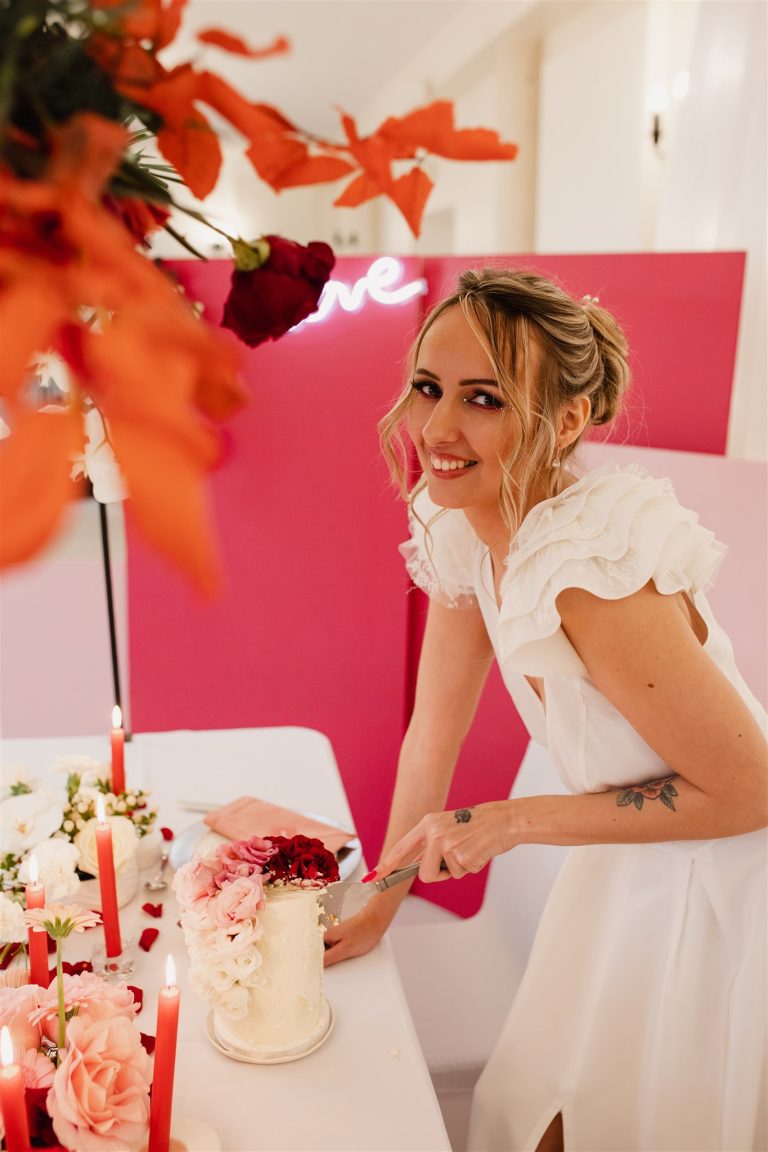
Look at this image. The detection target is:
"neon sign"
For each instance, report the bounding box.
[297,257,428,328]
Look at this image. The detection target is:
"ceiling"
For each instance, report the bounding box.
[164,0,472,139]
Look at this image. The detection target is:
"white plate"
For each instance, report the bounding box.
[205,1000,334,1064]
[169,812,362,881]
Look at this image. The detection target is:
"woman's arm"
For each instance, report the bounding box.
[323,598,494,965]
[372,583,768,883]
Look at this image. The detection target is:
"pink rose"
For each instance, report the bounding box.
[47,1012,151,1152]
[0,982,43,1053]
[213,836,273,889]
[209,875,264,927]
[173,856,219,911]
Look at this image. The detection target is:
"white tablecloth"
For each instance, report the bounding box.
[1,727,450,1152]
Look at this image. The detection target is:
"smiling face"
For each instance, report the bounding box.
[406,305,515,523]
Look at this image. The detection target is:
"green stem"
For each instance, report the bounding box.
[56,939,65,1064]
[161,221,210,261]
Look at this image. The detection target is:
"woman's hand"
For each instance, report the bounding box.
[323,902,395,967]
[371,800,516,884]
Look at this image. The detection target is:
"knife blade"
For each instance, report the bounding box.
[321,862,421,923]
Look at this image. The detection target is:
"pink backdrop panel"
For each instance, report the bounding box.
[423,253,745,455]
[128,257,423,862]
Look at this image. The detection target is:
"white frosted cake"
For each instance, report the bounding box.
[213,885,328,1058]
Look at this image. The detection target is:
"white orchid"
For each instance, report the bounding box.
[18,840,80,901]
[0,790,65,855]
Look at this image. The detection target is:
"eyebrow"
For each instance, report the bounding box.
[413,368,500,388]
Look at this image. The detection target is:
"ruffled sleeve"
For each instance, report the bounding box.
[497,465,728,676]
[399,485,480,608]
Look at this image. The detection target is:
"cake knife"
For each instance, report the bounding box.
[321,862,421,923]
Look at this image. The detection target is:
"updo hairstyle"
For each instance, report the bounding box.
[379,267,631,534]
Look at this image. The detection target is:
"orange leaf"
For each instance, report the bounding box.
[197,28,290,59]
[157,113,221,199]
[246,137,354,191]
[340,113,395,188]
[90,0,187,49]
[47,113,128,200]
[197,72,297,140]
[0,277,69,402]
[388,167,434,237]
[333,171,381,210]
[0,408,82,570]
[378,100,519,162]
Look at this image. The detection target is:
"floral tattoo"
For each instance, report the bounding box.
[617,775,678,812]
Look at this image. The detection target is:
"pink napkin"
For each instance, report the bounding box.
[203,796,355,855]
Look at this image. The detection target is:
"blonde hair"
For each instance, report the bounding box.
[379,267,631,534]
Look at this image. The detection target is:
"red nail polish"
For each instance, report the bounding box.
[361,869,377,883]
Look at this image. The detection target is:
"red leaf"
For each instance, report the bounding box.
[160,826,175,841]
[139,927,160,952]
[142,902,164,918]
[197,73,297,139]
[334,171,381,209]
[197,28,290,59]
[62,960,93,976]
[156,112,221,201]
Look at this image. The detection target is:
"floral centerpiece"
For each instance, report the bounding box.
[174,834,338,1018]
[0,0,517,592]
[0,758,158,956]
[0,904,153,1151]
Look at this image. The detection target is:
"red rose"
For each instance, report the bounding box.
[221,235,335,348]
[266,835,340,884]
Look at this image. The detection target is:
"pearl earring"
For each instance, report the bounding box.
[551,456,561,469]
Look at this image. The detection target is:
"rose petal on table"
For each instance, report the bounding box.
[62,960,93,976]
[128,984,144,1013]
[160,826,175,841]
[140,1031,156,1055]
[139,927,159,952]
[142,902,164,918]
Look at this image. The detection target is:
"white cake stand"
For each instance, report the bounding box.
[205,998,334,1064]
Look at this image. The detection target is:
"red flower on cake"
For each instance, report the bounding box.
[266,835,340,884]
[221,235,335,348]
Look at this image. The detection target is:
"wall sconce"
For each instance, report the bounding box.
[647,81,670,149]
[647,71,689,151]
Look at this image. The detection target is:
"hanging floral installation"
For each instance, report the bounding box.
[0,0,518,591]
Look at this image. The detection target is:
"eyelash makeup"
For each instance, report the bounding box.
[410,379,505,410]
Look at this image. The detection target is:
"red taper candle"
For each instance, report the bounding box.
[25,853,49,987]
[95,795,122,958]
[148,955,180,1152]
[110,704,126,794]
[0,1026,31,1152]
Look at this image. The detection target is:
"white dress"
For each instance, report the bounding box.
[401,464,767,1152]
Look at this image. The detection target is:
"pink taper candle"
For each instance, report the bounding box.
[148,955,180,1152]
[25,854,49,987]
[95,795,122,957]
[110,704,126,794]
[0,1026,31,1152]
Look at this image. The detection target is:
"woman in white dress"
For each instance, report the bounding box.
[323,269,767,1152]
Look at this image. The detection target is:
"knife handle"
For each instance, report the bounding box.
[373,859,448,891]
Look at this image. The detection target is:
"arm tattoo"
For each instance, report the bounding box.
[616,775,678,812]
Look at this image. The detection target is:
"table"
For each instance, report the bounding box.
[0,727,451,1152]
